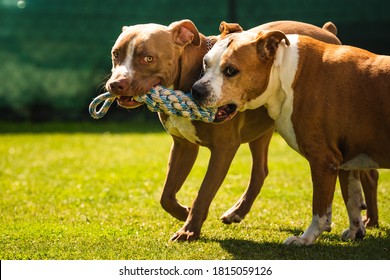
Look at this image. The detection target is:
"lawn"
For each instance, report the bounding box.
[0,122,389,259]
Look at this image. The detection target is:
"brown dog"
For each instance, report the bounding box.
[192,26,388,244]
[105,19,378,241]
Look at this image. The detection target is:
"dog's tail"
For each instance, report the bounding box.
[322,21,338,36]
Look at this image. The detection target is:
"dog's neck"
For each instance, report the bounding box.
[174,35,216,92]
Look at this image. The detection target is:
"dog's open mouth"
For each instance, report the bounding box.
[213,104,238,123]
[116,80,162,109]
[117,96,143,109]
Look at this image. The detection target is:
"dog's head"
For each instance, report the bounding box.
[192,29,289,123]
[105,20,200,108]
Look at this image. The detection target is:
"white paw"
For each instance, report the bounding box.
[220,211,243,224]
[283,236,313,246]
[341,226,366,241]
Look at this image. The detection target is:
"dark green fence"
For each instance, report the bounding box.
[1,0,389,121]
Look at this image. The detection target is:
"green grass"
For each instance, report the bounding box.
[0,122,389,259]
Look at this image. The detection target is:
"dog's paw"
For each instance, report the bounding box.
[220,210,243,224]
[170,229,199,242]
[341,226,366,241]
[283,236,313,246]
[363,216,379,228]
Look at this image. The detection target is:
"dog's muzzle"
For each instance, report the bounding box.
[191,82,210,106]
[191,82,238,123]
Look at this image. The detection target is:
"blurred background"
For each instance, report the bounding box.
[1,0,389,122]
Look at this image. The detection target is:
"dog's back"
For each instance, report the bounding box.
[295,35,390,107]
[250,20,341,45]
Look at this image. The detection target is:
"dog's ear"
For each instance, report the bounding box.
[219,21,243,37]
[256,30,290,62]
[169,19,201,47]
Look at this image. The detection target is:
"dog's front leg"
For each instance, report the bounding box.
[170,144,239,242]
[284,159,338,245]
[221,129,273,224]
[339,170,367,241]
[160,136,199,221]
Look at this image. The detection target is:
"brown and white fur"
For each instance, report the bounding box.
[105,19,379,242]
[192,26,387,245]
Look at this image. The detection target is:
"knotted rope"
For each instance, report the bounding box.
[89,85,217,123]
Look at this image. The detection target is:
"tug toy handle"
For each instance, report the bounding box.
[88,92,116,119]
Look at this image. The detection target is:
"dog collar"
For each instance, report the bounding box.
[199,37,213,79]
[205,37,213,52]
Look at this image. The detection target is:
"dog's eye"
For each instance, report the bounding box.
[143,56,154,63]
[223,66,239,77]
[112,51,119,59]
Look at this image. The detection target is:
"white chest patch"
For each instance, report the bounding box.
[273,35,300,153]
[164,116,201,144]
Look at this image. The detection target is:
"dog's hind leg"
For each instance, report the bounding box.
[360,169,379,227]
[160,136,199,221]
[339,170,367,241]
[221,129,273,224]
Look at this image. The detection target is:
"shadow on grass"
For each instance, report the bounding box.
[212,228,390,260]
[0,120,165,134]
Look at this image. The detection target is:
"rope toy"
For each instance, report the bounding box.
[89,85,217,123]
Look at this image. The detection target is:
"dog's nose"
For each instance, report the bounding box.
[107,78,129,95]
[191,82,208,103]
